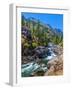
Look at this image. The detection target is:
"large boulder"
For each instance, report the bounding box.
[22,56,35,64]
[44,54,63,76]
[33,46,48,58]
[52,45,63,55]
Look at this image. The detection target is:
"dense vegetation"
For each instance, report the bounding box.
[21,15,63,50]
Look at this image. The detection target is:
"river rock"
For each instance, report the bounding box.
[52,45,63,55]
[22,56,35,64]
[44,54,63,76]
[33,46,48,58]
[22,48,34,56]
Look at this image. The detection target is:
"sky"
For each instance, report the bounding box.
[22,12,63,31]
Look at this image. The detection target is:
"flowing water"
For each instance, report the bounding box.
[21,47,56,77]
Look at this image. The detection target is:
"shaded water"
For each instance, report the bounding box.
[21,47,56,77]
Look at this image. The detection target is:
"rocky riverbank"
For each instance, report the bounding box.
[44,54,63,76]
[21,43,63,77]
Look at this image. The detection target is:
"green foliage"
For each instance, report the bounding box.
[21,16,63,48]
[21,19,25,26]
[24,43,30,48]
[51,35,63,45]
[32,42,38,48]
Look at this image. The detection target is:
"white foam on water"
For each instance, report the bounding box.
[21,62,40,73]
